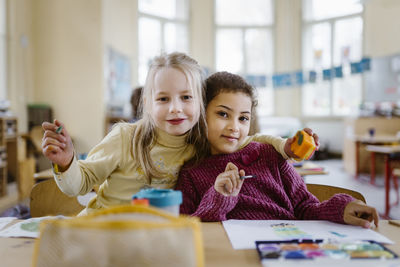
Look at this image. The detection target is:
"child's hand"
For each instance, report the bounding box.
[214,162,244,197]
[284,128,320,159]
[343,200,379,228]
[42,119,74,172]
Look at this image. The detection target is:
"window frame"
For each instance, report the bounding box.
[213,0,276,116]
[301,3,364,118]
[137,1,190,85]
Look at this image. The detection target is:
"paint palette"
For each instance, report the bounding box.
[256,240,399,267]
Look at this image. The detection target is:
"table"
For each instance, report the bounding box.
[353,134,400,180]
[366,145,400,218]
[294,161,328,177]
[1,221,400,266]
[295,167,328,177]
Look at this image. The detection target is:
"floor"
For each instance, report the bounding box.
[305,159,400,220]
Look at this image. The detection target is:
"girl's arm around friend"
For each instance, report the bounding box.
[250,128,319,159]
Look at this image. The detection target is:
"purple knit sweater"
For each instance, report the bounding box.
[176,142,354,223]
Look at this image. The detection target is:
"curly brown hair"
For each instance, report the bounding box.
[205,71,257,109]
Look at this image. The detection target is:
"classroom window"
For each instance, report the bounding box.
[302,0,363,117]
[138,0,189,85]
[215,0,274,116]
[0,0,6,101]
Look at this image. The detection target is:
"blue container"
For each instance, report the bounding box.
[132,188,182,215]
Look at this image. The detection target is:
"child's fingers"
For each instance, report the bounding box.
[353,202,379,222]
[372,207,379,227]
[43,144,62,153]
[286,137,295,145]
[42,138,65,153]
[238,170,245,189]
[225,162,238,172]
[344,201,379,228]
[348,216,371,228]
[303,128,314,136]
[228,170,241,190]
[221,178,233,195]
[312,133,320,149]
[42,121,56,131]
[53,119,67,134]
[43,129,67,143]
[43,130,67,147]
[46,137,66,149]
[302,128,320,148]
[357,206,379,227]
[42,145,63,160]
[284,138,297,159]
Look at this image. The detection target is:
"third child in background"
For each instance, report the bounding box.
[176,71,378,228]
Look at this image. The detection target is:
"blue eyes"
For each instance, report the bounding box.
[157,95,192,102]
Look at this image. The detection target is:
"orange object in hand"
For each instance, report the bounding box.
[291,130,316,160]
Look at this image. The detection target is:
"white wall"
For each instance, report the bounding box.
[274,0,302,117]
[103,0,138,85]
[190,0,214,70]
[32,0,104,154]
[7,0,34,134]
[364,0,400,57]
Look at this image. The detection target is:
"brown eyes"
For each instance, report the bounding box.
[216,111,250,122]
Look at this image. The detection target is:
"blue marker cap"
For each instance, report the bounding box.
[132,188,182,208]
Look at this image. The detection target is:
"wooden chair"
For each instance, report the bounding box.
[306,183,366,203]
[30,179,84,217]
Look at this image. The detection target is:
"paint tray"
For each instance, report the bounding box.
[256,239,400,267]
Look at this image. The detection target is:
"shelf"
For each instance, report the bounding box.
[0,116,18,197]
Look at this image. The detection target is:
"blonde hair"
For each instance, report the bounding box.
[132,52,207,182]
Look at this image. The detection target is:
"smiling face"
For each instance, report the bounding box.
[151,67,200,136]
[206,92,252,155]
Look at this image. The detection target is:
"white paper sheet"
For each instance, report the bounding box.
[0,217,17,230]
[222,220,394,250]
[0,216,67,238]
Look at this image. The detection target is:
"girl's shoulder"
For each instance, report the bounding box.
[243,141,275,153]
[110,121,137,134]
[104,121,138,143]
[239,142,285,165]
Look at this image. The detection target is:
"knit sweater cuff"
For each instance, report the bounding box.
[211,189,239,211]
[54,156,83,196]
[322,194,355,224]
[195,187,239,221]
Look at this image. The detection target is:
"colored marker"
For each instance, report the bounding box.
[56,125,63,134]
[240,175,257,180]
[53,125,63,173]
